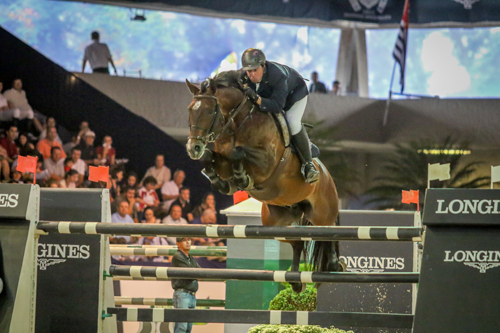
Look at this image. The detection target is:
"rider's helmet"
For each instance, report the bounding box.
[241,48,266,71]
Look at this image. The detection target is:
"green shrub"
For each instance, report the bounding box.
[247,325,354,333]
[269,285,317,312]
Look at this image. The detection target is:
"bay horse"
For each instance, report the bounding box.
[185,70,343,293]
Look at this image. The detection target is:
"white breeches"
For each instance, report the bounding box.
[285,96,307,135]
[0,108,34,121]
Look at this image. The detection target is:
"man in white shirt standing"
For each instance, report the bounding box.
[2,79,35,133]
[82,31,117,75]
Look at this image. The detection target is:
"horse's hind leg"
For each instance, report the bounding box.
[290,241,306,293]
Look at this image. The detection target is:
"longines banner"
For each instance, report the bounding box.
[423,189,500,226]
[0,184,31,219]
[152,0,500,25]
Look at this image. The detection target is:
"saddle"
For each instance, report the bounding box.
[271,112,320,158]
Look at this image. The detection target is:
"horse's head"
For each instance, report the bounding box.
[185,78,223,160]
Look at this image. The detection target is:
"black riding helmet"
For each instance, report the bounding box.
[241,48,266,71]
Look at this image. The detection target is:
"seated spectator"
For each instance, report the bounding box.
[109,166,124,200]
[116,186,139,222]
[58,169,79,188]
[16,132,35,157]
[170,187,193,222]
[44,146,65,181]
[10,167,23,184]
[77,121,91,141]
[63,134,79,156]
[2,79,35,133]
[137,176,160,211]
[142,207,160,224]
[96,135,116,166]
[64,157,73,172]
[122,172,139,191]
[191,192,216,219]
[110,200,135,244]
[161,170,185,211]
[161,203,188,245]
[37,126,66,160]
[39,117,63,145]
[32,153,50,184]
[141,154,171,190]
[190,209,221,246]
[45,179,59,188]
[69,147,86,184]
[76,130,98,166]
[0,125,18,163]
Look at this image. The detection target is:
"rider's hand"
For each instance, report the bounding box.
[243,85,259,104]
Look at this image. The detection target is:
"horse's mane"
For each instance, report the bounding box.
[200,70,242,94]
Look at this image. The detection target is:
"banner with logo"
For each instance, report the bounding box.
[145,0,500,26]
[317,210,415,331]
[0,184,31,219]
[36,189,104,333]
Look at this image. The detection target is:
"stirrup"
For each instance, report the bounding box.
[301,162,320,184]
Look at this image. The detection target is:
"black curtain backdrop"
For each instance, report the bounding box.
[0,26,233,217]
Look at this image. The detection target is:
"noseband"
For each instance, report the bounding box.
[189,91,251,144]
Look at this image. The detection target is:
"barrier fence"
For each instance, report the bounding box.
[37,222,423,241]
[109,245,226,257]
[114,297,225,307]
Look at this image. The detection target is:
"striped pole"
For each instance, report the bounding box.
[37,222,423,241]
[106,308,414,328]
[109,266,419,283]
[114,296,225,307]
[109,245,226,257]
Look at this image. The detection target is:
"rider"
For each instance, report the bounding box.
[239,48,320,184]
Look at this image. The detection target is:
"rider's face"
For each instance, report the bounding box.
[246,66,264,83]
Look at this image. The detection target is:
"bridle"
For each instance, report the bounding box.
[189,89,253,144]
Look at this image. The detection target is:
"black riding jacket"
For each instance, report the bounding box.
[240,61,308,113]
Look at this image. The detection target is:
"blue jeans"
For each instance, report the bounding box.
[173,290,196,333]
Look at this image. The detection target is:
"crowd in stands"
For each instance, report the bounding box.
[1,78,225,263]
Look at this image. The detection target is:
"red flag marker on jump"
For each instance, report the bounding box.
[402,190,419,211]
[17,155,38,184]
[89,166,109,183]
[233,190,249,204]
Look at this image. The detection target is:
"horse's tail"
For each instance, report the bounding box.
[302,216,341,273]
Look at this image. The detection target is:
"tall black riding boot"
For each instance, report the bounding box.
[291,126,320,184]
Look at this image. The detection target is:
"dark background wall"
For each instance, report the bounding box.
[0,26,233,215]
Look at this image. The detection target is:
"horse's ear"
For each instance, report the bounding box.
[186,79,200,95]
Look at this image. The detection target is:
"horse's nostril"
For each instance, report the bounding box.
[194,145,201,152]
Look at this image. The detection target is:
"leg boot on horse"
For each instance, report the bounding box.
[291,126,320,184]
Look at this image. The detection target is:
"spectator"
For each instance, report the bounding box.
[63,157,73,172]
[45,179,59,188]
[332,80,341,96]
[119,186,139,222]
[171,237,200,333]
[10,167,23,184]
[69,147,86,184]
[309,71,327,93]
[76,130,98,166]
[33,153,51,184]
[191,192,216,219]
[0,125,19,163]
[142,206,160,224]
[110,201,135,244]
[190,209,220,246]
[16,132,34,157]
[96,135,116,166]
[0,81,23,126]
[171,187,193,222]
[58,169,79,188]
[44,146,65,181]
[161,170,185,211]
[37,126,66,160]
[0,151,10,181]
[39,117,63,145]
[137,176,160,211]
[2,79,35,132]
[77,121,91,140]
[63,134,79,156]
[123,172,139,191]
[109,167,124,200]
[141,154,171,190]
[82,31,117,75]
[161,204,188,245]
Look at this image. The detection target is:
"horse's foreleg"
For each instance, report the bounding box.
[290,241,306,293]
[201,150,237,195]
[230,147,254,190]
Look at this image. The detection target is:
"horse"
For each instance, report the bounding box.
[185,70,343,293]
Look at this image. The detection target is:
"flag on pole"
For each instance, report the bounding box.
[428,163,451,182]
[89,166,109,183]
[491,165,500,189]
[233,190,249,204]
[392,0,410,93]
[17,155,38,185]
[402,190,419,211]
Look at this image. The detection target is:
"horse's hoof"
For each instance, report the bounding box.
[291,282,306,294]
